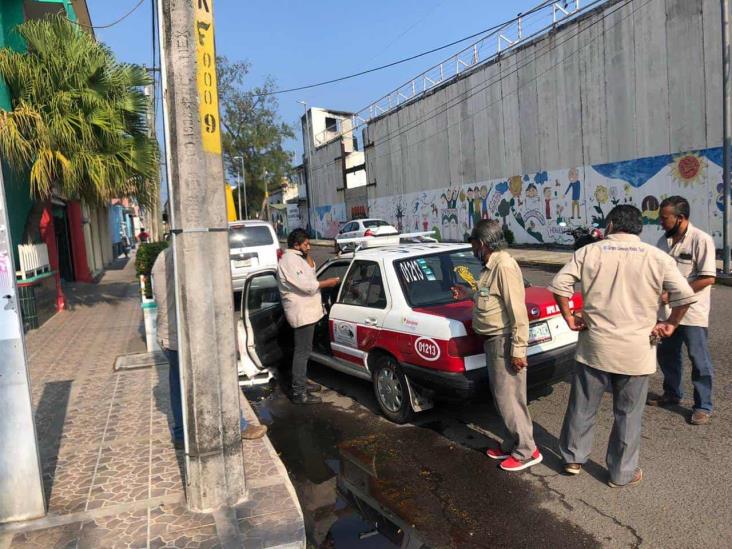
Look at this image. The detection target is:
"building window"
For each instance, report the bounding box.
[325,117,338,133]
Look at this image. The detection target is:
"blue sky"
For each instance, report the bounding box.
[88,0,547,159]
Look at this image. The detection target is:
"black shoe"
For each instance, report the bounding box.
[291,392,322,405]
[307,381,322,393]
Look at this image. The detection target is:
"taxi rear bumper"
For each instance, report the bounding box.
[401,343,575,400]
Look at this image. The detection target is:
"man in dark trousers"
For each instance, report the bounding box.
[647,196,717,425]
[278,229,340,404]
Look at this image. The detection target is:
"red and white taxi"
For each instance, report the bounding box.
[236,242,581,423]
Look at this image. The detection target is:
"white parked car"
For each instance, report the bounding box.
[335,218,399,251]
[228,221,281,292]
[235,241,582,422]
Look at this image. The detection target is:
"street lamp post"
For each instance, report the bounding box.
[234,155,247,220]
[297,100,314,236]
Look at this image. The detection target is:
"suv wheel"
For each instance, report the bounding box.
[372,355,413,424]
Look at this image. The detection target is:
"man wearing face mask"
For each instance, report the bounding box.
[549,205,696,487]
[451,219,541,472]
[647,196,717,425]
[278,229,340,404]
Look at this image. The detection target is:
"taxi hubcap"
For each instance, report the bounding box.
[377,368,403,412]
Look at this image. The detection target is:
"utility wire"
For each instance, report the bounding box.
[255,1,556,97]
[360,0,640,169]
[70,0,146,29]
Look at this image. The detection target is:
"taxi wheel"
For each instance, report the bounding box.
[372,355,413,424]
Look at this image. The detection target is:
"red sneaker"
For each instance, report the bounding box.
[499,448,543,471]
[486,448,511,460]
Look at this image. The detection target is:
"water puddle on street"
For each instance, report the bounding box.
[244,383,599,549]
[244,385,403,548]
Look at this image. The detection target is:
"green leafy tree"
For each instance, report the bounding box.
[0,15,159,241]
[217,57,293,218]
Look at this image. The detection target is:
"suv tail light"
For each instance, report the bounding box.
[447,335,484,357]
[364,229,374,237]
[276,248,283,261]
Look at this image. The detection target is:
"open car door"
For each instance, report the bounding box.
[237,268,292,386]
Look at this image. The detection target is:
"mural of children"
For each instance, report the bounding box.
[509,175,523,207]
[525,183,540,209]
[544,186,553,220]
[466,187,475,228]
[641,195,660,224]
[564,167,581,219]
[422,203,431,231]
[479,185,489,219]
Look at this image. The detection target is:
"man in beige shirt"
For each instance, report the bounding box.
[451,219,541,472]
[550,205,696,487]
[647,196,716,425]
[278,229,339,404]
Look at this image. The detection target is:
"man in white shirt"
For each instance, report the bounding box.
[647,196,717,425]
[278,229,339,404]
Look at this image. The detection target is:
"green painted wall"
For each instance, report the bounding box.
[1,1,31,264]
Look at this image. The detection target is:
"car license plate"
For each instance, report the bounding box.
[235,259,253,268]
[528,321,552,346]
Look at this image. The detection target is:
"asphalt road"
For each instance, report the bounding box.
[250,246,732,548]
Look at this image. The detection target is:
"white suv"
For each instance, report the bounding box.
[228,221,281,292]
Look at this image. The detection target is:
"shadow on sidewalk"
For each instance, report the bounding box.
[106,256,132,271]
[34,380,72,506]
[153,363,186,486]
[61,282,137,310]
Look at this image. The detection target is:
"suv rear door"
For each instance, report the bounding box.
[229,224,278,285]
[328,260,390,368]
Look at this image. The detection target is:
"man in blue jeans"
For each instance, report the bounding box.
[647,196,716,425]
[152,246,266,448]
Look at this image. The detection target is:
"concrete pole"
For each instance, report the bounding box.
[0,166,46,523]
[158,0,247,511]
[298,101,314,236]
[723,0,731,274]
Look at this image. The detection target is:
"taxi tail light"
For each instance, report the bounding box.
[364,229,374,237]
[276,248,284,261]
[447,335,484,357]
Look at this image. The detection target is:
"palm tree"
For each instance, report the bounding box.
[0,15,158,241]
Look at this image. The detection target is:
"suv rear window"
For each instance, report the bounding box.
[362,219,390,228]
[229,225,274,249]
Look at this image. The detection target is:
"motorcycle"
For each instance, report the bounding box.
[558,222,604,250]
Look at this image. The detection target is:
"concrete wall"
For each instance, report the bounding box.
[317,0,727,246]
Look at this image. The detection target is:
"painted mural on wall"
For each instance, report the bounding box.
[313,203,346,239]
[341,146,728,247]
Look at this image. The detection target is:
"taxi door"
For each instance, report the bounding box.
[328,259,390,370]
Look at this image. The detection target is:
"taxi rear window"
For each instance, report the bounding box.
[396,249,483,308]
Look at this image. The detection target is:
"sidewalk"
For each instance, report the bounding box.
[0,257,304,548]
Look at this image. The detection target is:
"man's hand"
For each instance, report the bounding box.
[660,291,669,305]
[652,321,677,339]
[564,313,587,331]
[451,285,470,301]
[320,277,340,288]
[511,356,528,372]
